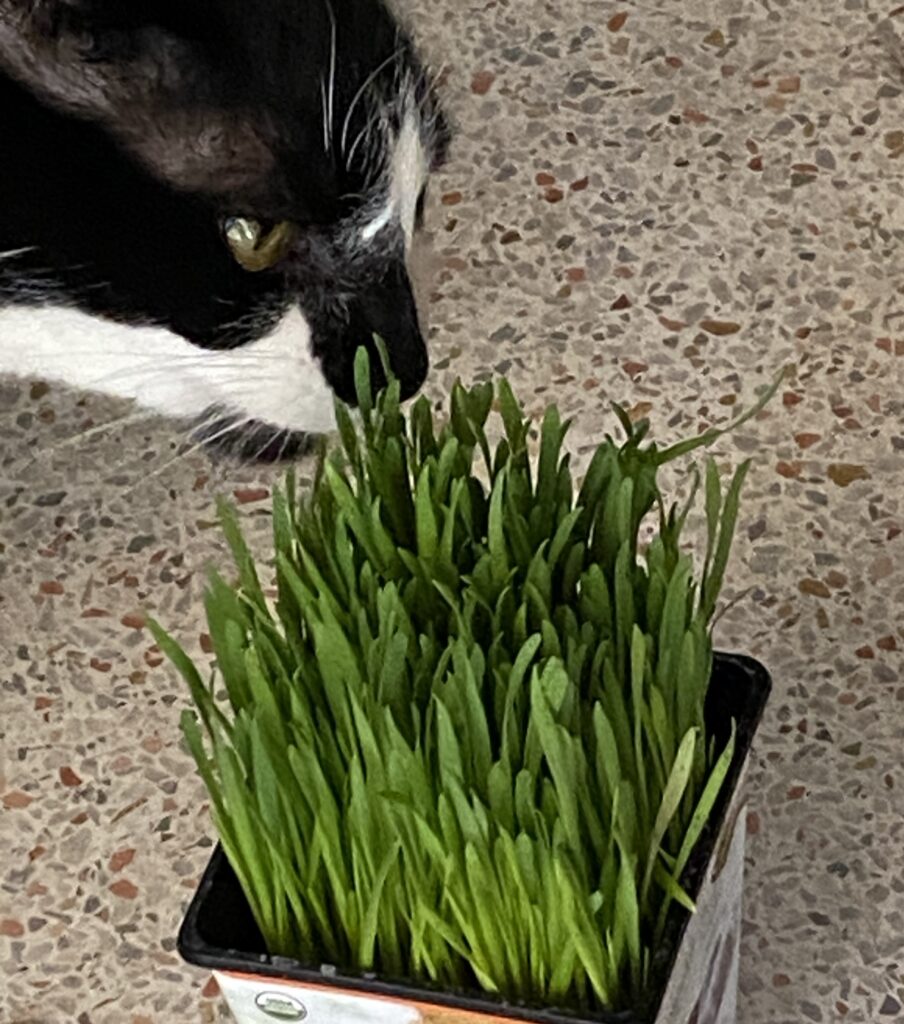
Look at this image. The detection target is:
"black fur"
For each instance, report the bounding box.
[0,70,285,346]
[0,0,450,448]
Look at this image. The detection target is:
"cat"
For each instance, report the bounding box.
[0,0,449,459]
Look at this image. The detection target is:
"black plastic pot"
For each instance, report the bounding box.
[178,652,771,1024]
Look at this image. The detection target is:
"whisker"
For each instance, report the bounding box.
[2,352,310,395]
[325,0,338,150]
[417,62,449,121]
[340,49,403,156]
[17,407,158,473]
[346,107,386,175]
[0,346,295,364]
[275,431,292,464]
[320,76,330,152]
[0,246,37,261]
[240,420,272,463]
[50,362,293,394]
[46,408,155,449]
[119,414,257,498]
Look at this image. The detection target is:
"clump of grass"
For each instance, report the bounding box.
[153,353,776,1014]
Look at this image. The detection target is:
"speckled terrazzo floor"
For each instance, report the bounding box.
[2,1,904,1022]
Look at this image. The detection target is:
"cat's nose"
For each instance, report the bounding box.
[324,261,429,406]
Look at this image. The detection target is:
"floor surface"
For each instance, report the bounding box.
[2,0,904,1021]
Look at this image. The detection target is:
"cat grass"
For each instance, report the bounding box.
[152,353,777,1014]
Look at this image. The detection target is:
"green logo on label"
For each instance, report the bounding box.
[254,991,309,1021]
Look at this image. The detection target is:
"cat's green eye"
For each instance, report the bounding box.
[223,217,294,272]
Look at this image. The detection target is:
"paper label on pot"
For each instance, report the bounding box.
[652,766,749,1024]
[215,971,423,1024]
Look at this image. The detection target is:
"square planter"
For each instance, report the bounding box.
[178,651,770,1024]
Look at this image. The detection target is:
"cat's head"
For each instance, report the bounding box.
[0,0,449,455]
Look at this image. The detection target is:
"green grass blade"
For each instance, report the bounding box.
[641,727,696,905]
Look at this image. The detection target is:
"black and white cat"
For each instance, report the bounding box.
[0,0,448,458]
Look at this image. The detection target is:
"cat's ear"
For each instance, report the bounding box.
[0,1,168,120]
[0,0,275,195]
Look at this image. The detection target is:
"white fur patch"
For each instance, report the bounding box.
[0,304,337,434]
[357,110,427,248]
[392,109,429,245]
[361,202,395,242]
